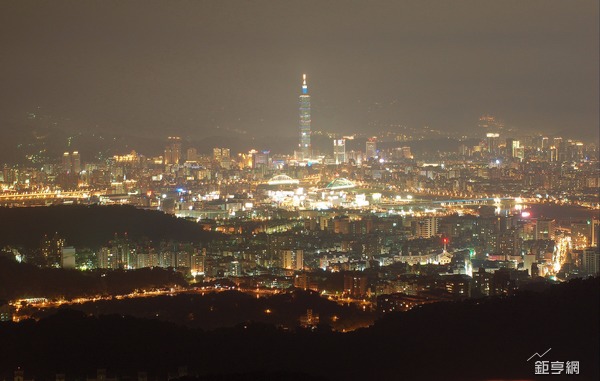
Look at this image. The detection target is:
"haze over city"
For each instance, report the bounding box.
[0,0,598,141]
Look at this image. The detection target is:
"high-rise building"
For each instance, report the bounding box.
[252,150,270,169]
[498,229,520,259]
[571,221,593,248]
[343,273,368,298]
[366,137,377,160]
[191,253,205,275]
[486,133,500,155]
[186,148,198,162]
[592,218,600,247]
[298,74,311,159]
[137,252,159,268]
[333,139,346,164]
[401,146,413,159]
[229,261,242,276]
[582,247,599,275]
[505,138,514,155]
[213,147,230,161]
[541,137,549,150]
[61,246,76,269]
[164,136,182,165]
[553,137,563,148]
[416,217,439,239]
[72,151,81,173]
[41,233,65,267]
[536,218,556,240]
[281,249,304,270]
[294,273,316,290]
[176,252,191,268]
[98,247,115,269]
[523,252,537,276]
[62,152,72,173]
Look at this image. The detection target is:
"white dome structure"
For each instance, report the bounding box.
[267,174,300,185]
[325,178,355,190]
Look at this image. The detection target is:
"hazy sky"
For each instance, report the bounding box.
[0,0,598,139]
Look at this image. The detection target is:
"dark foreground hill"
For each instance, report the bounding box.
[0,277,597,381]
[21,289,375,331]
[0,205,217,248]
[0,255,186,300]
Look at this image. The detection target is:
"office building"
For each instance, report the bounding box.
[72,151,81,173]
[486,133,500,155]
[186,148,198,162]
[333,139,346,164]
[366,138,377,160]
[164,136,182,165]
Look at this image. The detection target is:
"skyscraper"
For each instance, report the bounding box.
[62,152,71,173]
[72,151,81,174]
[366,137,377,160]
[333,138,346,164]
[298,74,311,159]
[486,133,500,155]
[164,136,182,165]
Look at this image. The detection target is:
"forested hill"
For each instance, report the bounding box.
[0,205,217,248]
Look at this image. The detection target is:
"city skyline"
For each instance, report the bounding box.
[0,2,598,380]
[0,1,598,140]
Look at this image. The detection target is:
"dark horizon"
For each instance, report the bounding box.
[0,0,598,140]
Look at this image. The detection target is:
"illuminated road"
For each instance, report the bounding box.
[0,190,108,202]
[10,286,289,321]
[551,235,571,276]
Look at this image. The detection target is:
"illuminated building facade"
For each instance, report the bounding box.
[164,136,182,165]
[333,139,346,164]
[72,151,81,174]
[486,133,500,155]
[281,249,304,270]
[62,152,71,173]
[417,217,439,239]
[62,151,81,174]
[366,138,377,160]
[213,147,230,161]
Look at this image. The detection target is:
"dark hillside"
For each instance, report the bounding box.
[0,205,217,248]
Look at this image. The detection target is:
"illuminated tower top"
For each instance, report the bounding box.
[302,74,308,94]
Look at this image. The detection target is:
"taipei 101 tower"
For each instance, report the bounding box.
[298,74,311,160]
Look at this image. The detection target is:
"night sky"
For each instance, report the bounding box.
[0,0,598,139]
